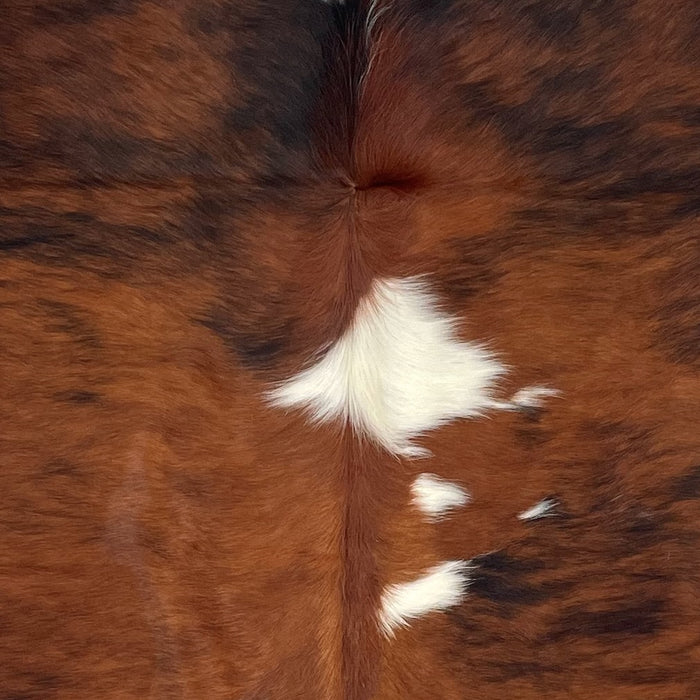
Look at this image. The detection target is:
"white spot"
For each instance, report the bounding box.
[510,386,560,408]
[487,385,560,412]
[378,560,470,637]
[518,498,558,522]
[267,277,506,458]
[411,473,470,520]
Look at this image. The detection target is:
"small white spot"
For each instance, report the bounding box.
[379,560,470,637]
[488,385,560,412]
[411,473,469,520]
[518,498,559,522]
[267,277,506,458]
[510,386,560,408]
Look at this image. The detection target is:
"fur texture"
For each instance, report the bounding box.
[410,473,470,520]
[268,277,506,457]
[378,560,471,637]
[0,1,698,699]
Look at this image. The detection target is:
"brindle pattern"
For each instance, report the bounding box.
[0,1,698,698]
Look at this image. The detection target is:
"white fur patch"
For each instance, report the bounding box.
[411,473,470,520]
[267,277,506,457]
[518,498,558,521]
[510,386,560,408]
[378,560,470,637]
[488,386,560,412]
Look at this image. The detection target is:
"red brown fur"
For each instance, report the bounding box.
[1,1,699,698]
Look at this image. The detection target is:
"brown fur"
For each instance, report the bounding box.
[1,0,699,697]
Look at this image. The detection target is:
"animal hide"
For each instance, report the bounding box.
[1,1,699,698]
